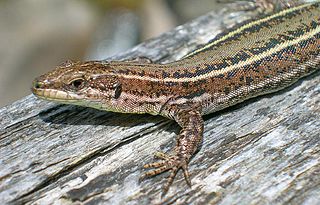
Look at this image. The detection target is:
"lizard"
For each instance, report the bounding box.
[31,0,320,196]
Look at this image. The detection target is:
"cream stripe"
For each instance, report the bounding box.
[120,25,320,83]
[183,3,312,58]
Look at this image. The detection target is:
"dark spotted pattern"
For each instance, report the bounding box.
[32,1,320,196]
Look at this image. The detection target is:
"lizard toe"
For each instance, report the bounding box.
[141,152,191,195]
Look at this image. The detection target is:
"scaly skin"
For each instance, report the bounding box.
[32,1,320,196]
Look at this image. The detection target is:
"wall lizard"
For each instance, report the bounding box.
[32,1,320,196]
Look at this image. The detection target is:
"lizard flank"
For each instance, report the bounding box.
[32,1,320,196]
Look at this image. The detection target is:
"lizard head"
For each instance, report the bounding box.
[32,60,124,111]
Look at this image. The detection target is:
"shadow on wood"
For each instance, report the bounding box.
[1,1,319,204]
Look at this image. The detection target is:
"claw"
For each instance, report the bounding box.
[142,151,192,196]
[162,168,178,197]
[182,164,191,187]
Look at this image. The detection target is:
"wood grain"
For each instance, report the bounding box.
[1,1,319,204]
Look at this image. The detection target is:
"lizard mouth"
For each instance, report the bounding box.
[32,87,80,102]
[32,83,108,110]
[32,80,80,102]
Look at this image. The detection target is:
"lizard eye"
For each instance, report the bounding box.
[70,78,85,89]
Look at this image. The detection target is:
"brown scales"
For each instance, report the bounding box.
[32,1,320,197]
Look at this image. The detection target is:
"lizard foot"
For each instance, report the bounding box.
[141,151,191,196]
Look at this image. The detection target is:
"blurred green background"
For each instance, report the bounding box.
[0,0,220,107]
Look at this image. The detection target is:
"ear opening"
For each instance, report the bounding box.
[114,83,122,99]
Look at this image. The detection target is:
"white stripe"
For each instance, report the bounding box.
[183,3,312,58]
[119,25,320,83]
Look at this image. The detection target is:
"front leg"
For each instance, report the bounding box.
[142,103,204,196]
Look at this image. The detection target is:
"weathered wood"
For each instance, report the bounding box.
[1,1,319,205]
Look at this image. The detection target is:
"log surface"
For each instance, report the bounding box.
[1,1,319,205]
